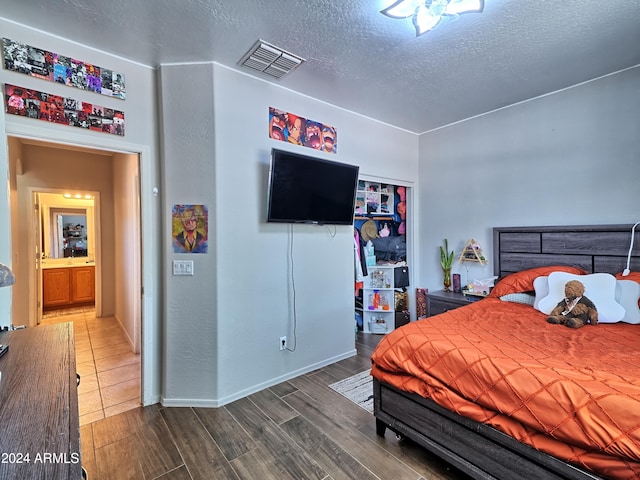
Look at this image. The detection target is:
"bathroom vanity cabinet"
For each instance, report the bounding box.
[43,265,95,309]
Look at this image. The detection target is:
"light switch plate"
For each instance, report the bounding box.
[173,260,194,276]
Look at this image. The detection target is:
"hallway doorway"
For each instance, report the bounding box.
[7,135,143,410]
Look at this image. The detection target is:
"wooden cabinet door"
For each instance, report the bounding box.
[71,266,95,303]
[43,268,71,307]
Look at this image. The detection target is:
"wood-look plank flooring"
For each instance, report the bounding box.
[80,333,471,479]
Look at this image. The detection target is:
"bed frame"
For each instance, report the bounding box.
[374,224,640,480]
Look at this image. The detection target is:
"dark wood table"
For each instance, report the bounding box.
[0,323,82,479]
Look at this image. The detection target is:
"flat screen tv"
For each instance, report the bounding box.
[267,148,359,225]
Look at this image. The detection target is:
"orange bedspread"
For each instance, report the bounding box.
[371,298,640,479]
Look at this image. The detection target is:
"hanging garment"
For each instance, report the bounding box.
[354,228,365,295]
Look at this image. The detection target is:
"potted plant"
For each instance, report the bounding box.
[440,239,454,291]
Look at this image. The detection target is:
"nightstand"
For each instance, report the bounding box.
[426,290,484,317]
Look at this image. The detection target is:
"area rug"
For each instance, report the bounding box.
[329,370,373,414]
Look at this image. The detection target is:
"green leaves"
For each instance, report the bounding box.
[440,239,454,270]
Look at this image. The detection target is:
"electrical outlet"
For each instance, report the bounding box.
[279,336,287,351]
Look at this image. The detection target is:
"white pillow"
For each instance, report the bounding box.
[537,272,625,323]
[500,292,535,306]
[533,275,549,310]
[615,280,640,324]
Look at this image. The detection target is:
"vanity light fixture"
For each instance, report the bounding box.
[63,193,93,200]
[381,0,485,36]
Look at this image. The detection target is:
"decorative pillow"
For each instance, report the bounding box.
[615,280,640,324]
[488,266,587,298]
[533,276,549,310]
[537,272,625,323]
[499,292,535,306]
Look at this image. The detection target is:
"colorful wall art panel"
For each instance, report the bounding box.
[269,107,337,154]
[2,38,126,99]
[5,84,125,136]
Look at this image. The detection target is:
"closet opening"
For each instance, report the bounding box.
[354,180,411,335]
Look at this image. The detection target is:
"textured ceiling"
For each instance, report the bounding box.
[2,0,640,133]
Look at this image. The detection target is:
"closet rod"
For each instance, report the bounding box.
[354,216,395,221]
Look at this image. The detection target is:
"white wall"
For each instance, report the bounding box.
[158,63,218,404]
[0,17,162,404]
[1,135,18,329]
[113,152,141,352]
[418,66,640,290]
[213,65,418,404]
[159,63,418,406]
[0,112,10,327]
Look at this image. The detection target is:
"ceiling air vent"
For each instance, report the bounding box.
[239,40,305,79]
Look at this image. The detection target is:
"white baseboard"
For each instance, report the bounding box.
[160,348,358,408]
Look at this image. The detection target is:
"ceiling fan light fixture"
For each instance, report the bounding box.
[381,0,484,36]
[446,0,484,15]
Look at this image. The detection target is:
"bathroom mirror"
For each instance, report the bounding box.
[47,208,88,258]
[38,192,95,261]
[51,210,88,258]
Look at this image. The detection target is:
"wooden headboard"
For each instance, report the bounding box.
[493,224,640,278]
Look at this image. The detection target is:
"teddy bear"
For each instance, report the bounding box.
[547,280,598,328]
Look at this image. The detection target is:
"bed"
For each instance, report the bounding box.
[371,224,640,480]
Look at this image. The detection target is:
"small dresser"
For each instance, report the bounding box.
[0,322,81,479]
[426,290,484,317]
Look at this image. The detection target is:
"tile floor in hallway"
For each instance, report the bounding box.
[40,307,141,426]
